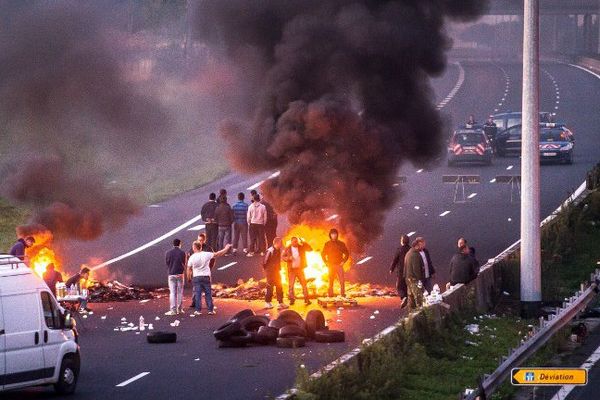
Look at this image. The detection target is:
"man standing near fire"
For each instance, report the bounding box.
[9,235,35,260]
[65,267,92,313]
[321,228,349,298]
[201,193,219,251]
[282,237,312,305]
[404,238,425,310]
[262,237,288,309]
[247,194,267,257]
[187,242,232,315]
[389,234,411,309]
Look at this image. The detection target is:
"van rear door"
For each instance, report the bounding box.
[2,292,47,389]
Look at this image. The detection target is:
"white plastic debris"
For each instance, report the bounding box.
[121,317,127,321]
[300,364,306,369]
[194,358,200,361]
[508,218,512,222]
[148,324,154,330]
[465,324,480,334]
[414,206,420,210]
[82,315,88,319]
[465,340,479,346]
[155,316,160,321]
[101,316,107,320]
[370,315,375,320]
[373,310,380,315]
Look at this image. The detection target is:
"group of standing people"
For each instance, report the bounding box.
[389,235,479,310]
[200,189,278,258]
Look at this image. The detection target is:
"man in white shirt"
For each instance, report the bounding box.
[282,237,313,305]
[187,241,231,315]
[247,194,267,257]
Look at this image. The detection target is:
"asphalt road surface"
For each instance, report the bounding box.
[12,60,600,399]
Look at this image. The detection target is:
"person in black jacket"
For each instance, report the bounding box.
[449,245,478,285]
[389,234,410,308]
[262,237,288,310]
[201,193,219,251]
[165,239,186,315]
[215,196,234,253]
[321,229,350,298]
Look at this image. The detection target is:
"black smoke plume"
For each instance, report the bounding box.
[0,1,169,240]
[195,0,488,252]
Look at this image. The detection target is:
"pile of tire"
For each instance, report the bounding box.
[213,309,345,348]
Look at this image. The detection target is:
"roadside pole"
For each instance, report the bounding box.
[520,0,542,318]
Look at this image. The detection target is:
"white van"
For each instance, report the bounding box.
[0,254,80,394]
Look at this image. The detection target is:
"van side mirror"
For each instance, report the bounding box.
[62,311,74,329]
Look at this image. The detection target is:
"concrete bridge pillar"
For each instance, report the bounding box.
[583,14,593,54]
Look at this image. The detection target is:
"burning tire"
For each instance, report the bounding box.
[278,324,307,338]
[276,336,306,348]
[276,310,305,327]
[255,326,279,344]
[54,354,79,395]
[240,315,269,333]
[314,329,345,343]
[305,309,326,339]
[147,331,177,344]
[229,309,255,323]
[213,321,242,341]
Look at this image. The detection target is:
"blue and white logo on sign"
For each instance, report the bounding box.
[525,372,535,382]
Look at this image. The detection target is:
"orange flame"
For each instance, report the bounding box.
[280,224,351,296]
[29,247,61,278]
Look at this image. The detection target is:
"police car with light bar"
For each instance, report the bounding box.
[495,122,574,163]
[447,124,493,166]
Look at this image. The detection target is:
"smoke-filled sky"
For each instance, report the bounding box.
[194,0,489,252]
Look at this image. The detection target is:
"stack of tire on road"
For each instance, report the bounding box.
[213,309,345,348]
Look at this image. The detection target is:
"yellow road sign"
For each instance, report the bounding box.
[511,368,587,386]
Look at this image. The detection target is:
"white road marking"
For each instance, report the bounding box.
[326,214,339,221]
[550,343,600,400]
[91,213,206,271]
[148,205,161,208]
[247,180,265,191]
[188,224,206,231]
[439,211,451,217]
[436,62,465,109]
[506,165,513,170]
[468,193,477,199]
[407,231,416,237]
[217,262,238,271]
[268,170,281,179]
[414,205,420,210]
[392,183,400,187]
[116,372,150,387]
[356,256,373,265]
[494,108,499,112]
[416,169,423,173]
[490,178,497,183]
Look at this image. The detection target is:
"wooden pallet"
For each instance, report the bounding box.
[317,297,358,308]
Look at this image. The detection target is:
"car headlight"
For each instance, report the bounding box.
[560,143,573,151]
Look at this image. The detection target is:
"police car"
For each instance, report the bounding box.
[539,124,574,164]
[447,125,493,166]
[495,123,574,163]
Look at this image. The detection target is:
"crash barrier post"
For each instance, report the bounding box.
[495,175,521,203]
[442,175,480,203]
[275,176,593,400]
[461,271,600,400]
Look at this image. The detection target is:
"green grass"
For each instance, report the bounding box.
[0,198,30,253]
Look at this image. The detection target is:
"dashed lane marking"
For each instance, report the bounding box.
[116,372,150,388]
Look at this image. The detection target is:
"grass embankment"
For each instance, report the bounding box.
[295,309,562,400]
[0,198,30,253]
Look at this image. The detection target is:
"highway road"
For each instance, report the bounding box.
[18,60,600,399]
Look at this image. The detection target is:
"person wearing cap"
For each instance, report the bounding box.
[9,236,35,261]
[321,228,350,298]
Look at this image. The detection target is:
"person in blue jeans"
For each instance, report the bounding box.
[164,238,186,316]
[187,241,231,315]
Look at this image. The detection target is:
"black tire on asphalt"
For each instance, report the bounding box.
[54,354,79,395]
[147,331,177,344]
[279,324,307,338]
[314,329,345,343]
[229,309,255,323]
[213,321,242,341]
[276,336,306,348]
[276,310,305,327]
[305,309,326,339]
[268,319,288,330]
[255,326,279,344]
[240,315,270,332]
[227,329,254,345]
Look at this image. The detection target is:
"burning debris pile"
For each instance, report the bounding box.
[212,278,396,301]
[87,280,155,303]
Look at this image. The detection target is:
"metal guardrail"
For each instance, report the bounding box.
[463,270,600,400]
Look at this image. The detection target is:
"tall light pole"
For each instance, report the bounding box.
[520,0,542,318]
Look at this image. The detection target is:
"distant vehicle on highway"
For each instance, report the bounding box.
[447,125,493,166]
[0,255,80,395]
[491,111,554,134]
[495,123,574,164]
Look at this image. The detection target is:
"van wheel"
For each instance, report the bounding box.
[54,356,79,395]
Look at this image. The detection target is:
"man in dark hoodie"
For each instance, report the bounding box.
[201,193,219,251]
[262,237,288,310]
[321,228,350,298]
[404,238,425,310]
[10,236,35,260]
[389,234,411,309]
[449,245,478,285]
[215,196,234,253]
